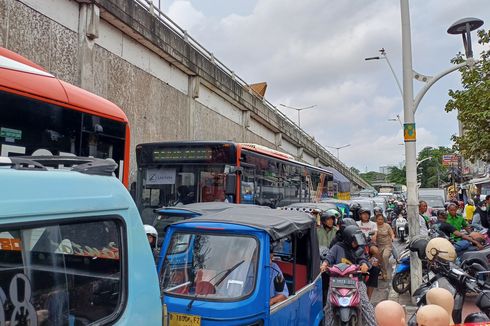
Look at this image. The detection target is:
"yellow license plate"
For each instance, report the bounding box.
[169,313,201,326]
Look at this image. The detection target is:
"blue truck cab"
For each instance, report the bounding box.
[0,156,162,325]
[157,205,324,326]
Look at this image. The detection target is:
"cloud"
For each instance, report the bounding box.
[166,0,490,171]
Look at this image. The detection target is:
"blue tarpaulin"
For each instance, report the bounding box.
[324,167,351,193]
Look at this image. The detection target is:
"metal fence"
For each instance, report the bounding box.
[132,0,369,188]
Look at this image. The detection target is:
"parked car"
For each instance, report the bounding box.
[0,156,162,325]
[158,205,325,325]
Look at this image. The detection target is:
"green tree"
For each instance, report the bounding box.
[360,171,385,185]
[445,29,490,163]
[350,166,360,174]
[387,166,406,185]
[417,146,453,188]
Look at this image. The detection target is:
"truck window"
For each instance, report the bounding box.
[0,218,124,325]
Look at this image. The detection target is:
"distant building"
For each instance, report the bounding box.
[379,166,394,175]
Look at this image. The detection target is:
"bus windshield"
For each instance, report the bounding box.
[138,164,229,224]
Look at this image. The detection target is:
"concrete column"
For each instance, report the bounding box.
[275,133,282,147]
[189,76,200,99]
[77,3,99,91]
[314,157,320,167]
[297,147,304,160]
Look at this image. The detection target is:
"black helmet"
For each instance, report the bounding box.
[340,218,357,232]
[359,208,370,215]
[350,202,361,211]
[409,235,430,260]
[342,225,367,247]
[320,209,339,224]
[464,312,490,323]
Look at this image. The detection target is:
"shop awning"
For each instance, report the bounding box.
[469,175,490,185]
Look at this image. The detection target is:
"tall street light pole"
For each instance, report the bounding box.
[325,144,351,160]
[400,0,483,295]
[279,104,317,128]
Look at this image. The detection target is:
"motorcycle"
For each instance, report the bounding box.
[327,263,367,326]
[392,247,411,294]
[395,214,409,242]
[408,258,488,325]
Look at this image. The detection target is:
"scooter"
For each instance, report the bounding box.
[392,248,411,294]
[327,263,365,326]
[395,214,409,242]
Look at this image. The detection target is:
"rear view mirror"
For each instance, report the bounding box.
[225,174,236,195]
[477,271,490,283]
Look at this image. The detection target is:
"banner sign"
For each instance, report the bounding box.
[404,123,416,142]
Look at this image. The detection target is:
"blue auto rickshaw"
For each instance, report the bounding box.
[158,205,324,325]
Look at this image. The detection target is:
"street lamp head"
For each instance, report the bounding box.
[447,17,484,35]
[365,56,381,61]
[447,17,484,59]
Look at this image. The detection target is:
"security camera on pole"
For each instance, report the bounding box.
[400,0,483,296]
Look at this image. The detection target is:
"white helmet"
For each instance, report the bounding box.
[425,237,457,263]
[144,225,158,238]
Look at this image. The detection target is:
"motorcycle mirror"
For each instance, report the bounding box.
[477,271,490,284]
[368,231,376,236]
[274,274,285,292]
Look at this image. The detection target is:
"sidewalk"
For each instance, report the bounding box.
[371,279,418,316]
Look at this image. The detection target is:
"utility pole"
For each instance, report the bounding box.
[400,0,483,296]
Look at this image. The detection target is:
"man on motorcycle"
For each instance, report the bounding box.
[320,225,377,326]
[475,195,490,228]
[350,202,362,221]
[434,210,483,255]
[447,203,471,233]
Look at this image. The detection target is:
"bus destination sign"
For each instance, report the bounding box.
[153,148,213,161]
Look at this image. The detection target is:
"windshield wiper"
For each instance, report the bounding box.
[187,260,245,310]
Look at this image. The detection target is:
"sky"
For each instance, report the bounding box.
[153,0,489,172]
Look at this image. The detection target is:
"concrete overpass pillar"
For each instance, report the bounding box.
[275,133,282,148]
[297,147,304,160]
[189,76,200,99]
[314,157,320,166]
[77,3,100,92]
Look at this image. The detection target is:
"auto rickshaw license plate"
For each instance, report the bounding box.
[169,313,201,326]
[332,277,356,288]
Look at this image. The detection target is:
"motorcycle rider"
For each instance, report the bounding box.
[144,224,159,260]
[475,195,490,228]
[350,202,362,221]
[320,225,377,326]
[329,217,358,248]
[446,203,471,233]
[317,209,338,248]
[433,210,483,255]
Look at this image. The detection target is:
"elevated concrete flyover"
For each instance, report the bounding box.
[0,0,370,190]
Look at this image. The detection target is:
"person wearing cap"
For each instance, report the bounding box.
[317,209,338,248]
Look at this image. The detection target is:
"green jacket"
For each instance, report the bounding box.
[317,226,337,248]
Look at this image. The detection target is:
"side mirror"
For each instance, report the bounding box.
[225,174,236,195]
[368,231,376,236]
[477,271,490,283]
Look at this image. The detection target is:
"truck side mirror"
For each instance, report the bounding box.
[225,175,236,195]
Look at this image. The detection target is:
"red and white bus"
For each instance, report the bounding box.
[0,47,130,185]
[135,141,334,223]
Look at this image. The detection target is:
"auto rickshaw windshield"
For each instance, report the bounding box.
[161,232,259,301]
